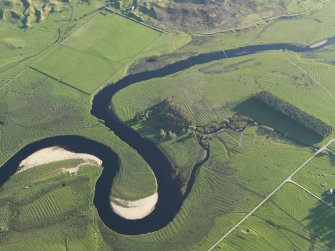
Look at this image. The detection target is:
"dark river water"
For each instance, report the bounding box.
[1,37,335,235]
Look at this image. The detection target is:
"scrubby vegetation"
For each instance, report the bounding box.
[109,0,321,33]
[134,97,193,137]
[0,0,97,28]
[254,91,333,139]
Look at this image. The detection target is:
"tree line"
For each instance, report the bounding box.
[254,91,333,139]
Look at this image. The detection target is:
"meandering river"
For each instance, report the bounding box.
[1,37,335,235]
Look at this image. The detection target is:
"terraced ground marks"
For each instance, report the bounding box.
[110,45,335,249]
[0,68,157,202]
[221,183,335,250]
[34,12,160,94]
[0,160,108,251]
[113,51,335,145]
[0,205,11,231]
[1,0,335,249]
[17,185,79,225]
[99,125,318,250]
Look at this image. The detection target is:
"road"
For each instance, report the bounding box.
[289,180,331,207]
[208,139,335,251]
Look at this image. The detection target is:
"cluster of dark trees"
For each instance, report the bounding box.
[134,97,193,139]
[254,91,333,139]
[152,97,192,132]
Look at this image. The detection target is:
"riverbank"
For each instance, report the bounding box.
[17,146,102,173]
[111,193,159,220]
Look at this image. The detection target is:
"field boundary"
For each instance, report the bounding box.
[90,32,163,96]
[104,7,169,34]
[0,7,103,92]
[30,66,90,95]
[207,139,335,251]
[289,180,331,206]
[32,10,162,96]
[31,10,102,70]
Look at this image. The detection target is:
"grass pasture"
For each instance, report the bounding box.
[235,97,322,145]
[100,126,316,250]
[0,160,107,251]
[34,12,160,94]
[0,68,157,202]
[293,151,335,201]
[113,51,335,145]
[221,183,335,250]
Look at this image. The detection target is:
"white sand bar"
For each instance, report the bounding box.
[310,39,328,48]
[18,146,102,173]
[111,193,158,220]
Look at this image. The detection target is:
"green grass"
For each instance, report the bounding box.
[235,98,322,145]
[99,126,317,250]
[1,1,335,249]
[34,13,160,93]
[0,68,157,201]
[130,118,202,187]
[113,51,335,145]
[0,2,107,86]
[221,183,335,250]
[17,185,79,225]
[0,160,108,250]
[110,43,335,247]
[0,205,11,231]
[293,152,335,200]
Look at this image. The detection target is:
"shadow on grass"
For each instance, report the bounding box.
[126,119,162,143]
[234,98,322,146]
[127,117,193,145]
[306,193,335,249]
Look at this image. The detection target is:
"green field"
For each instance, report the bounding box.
[34,13,160,94]
[113,51,335,145]
[0,160,108,251]
[0,68,157,201]
[110,32,335,248]
[222,183,335,250]
[293,150,335,201]
[99,127,318,250]
[1,0,335,250]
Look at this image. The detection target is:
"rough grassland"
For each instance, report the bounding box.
[34,13,160,93]
[0,69,156,201]
[181,0,335,54]
[112,51,335,145]
[221,183,335,250]
[100,127,315,250]
[0,160,108,251]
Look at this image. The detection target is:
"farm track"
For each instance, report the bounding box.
[2,34,335,236]
[208,139,335,250]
